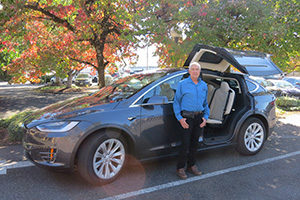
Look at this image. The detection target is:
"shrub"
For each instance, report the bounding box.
[1,111,34,142]
[276,96,300,111]
[0,119,10,128]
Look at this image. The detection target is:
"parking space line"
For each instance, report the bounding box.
[0,161,34,175]
[99,150,300,200]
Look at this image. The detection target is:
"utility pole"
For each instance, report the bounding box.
[146,45,149,71]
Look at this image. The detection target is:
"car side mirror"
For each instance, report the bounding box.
[147,95,168,105]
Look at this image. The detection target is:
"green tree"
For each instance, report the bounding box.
[138,0,299,72]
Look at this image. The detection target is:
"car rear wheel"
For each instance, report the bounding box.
[236,118,266,155]
[77,131,127,185]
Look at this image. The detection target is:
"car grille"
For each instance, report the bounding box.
[40,148,57,163]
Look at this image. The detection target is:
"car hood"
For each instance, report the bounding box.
[75,78,90,81]
[184,44,248,74]
[24,94,118,128]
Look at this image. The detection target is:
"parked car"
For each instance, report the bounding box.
[265,79,300,98]
[229,49,284,79]
[50,76,76,85]
[50,76,61,84]
[249,76,269,87]
[74,73,94,87]
[283,77,300,90]
[23,44,276,185]
[248,76,281,95]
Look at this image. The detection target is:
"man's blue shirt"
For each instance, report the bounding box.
[173,76,210,121]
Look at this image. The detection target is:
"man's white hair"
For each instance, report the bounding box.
[189,62,201,70]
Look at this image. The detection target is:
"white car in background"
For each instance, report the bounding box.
[74,73,94,87]
[50,76,76,85]
[266,79,300,98]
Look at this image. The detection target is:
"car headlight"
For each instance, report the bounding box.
[36,121,79,132]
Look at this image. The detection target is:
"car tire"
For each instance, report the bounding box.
[77,131,127,185]
[236,117,266,155]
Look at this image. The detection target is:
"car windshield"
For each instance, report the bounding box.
[263,80,274,87]
[77,74,90,78]
[92,72,167,102]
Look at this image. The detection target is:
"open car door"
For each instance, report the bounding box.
[184,44,249,74]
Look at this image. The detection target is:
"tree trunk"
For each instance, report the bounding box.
[95,41,107,89]
[97,66,105,88]
[93,22,110,89]
[65,70,73,89]
[55,76,63,86]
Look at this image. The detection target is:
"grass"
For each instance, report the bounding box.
[35,85,83,93]
[38,85,67,91]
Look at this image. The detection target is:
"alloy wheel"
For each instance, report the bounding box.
[93,138,125,179]
[244,122,264,152]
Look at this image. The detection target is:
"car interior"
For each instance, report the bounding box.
[201,72,249,144]
[155,70,250,145]
[182,47,251,144]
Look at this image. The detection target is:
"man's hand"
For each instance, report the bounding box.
[179,118,189,129]
[200,117,207,128]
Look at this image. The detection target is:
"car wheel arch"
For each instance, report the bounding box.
[233,112,269,142]
[250,114,269,136]
[236,116,267,155]
[72,126,136,169]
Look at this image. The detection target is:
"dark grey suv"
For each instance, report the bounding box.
[23,44,276,185]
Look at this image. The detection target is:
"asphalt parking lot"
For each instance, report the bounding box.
[0,83,300,200]
[0,118,299,200]
[0,82,97,119]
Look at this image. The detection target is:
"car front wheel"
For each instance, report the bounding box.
[236,118,266,155]
[77,131,127,185]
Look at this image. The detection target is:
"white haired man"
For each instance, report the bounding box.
[173,62,210,179]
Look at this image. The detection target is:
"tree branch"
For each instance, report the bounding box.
[70,57,97,68]
[31,16,52,21]
[24,3,75,32]
[77,38,93,42]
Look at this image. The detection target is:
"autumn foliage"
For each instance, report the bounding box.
[1,0,146,86]
[1,0,299,84]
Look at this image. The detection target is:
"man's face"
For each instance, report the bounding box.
[189,64,201,79]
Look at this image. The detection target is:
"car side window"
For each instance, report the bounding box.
[142,74,184,104]
[246,80,259,93]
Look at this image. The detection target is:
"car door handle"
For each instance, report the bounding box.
[128,116,136,121]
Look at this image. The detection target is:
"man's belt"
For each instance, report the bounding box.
[181,110,203,118]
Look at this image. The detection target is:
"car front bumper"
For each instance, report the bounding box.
[22,121,91,170]
[75,80,90,86]
[23,127,71,169]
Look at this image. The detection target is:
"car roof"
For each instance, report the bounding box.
[267,79,282,82]
[284,77,300,80]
